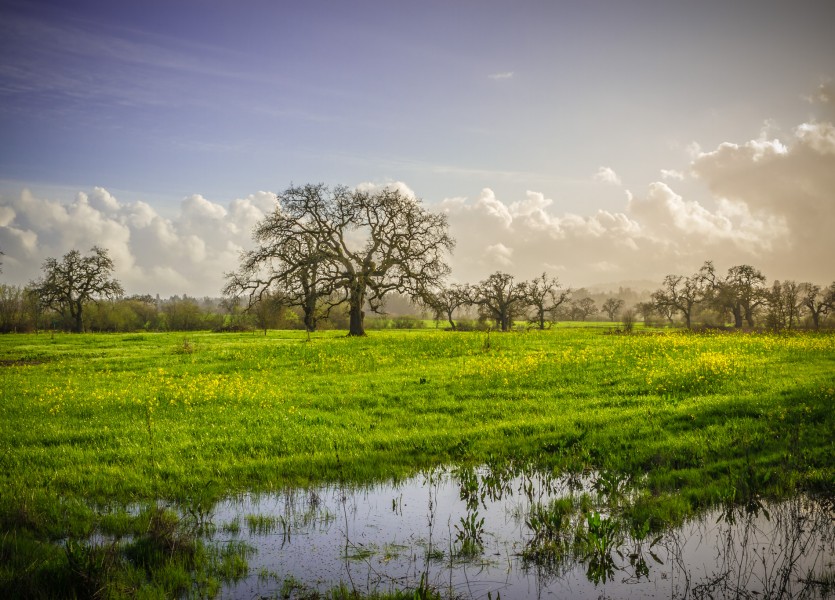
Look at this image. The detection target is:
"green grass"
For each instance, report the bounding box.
[1,327,833,597]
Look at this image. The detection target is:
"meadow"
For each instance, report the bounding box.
[1,326,833,598]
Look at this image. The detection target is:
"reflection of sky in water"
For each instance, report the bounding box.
[211,468,834,599]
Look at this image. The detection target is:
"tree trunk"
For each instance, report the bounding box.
[732,306,743,328]
[302,295,317,332]
[445,308,456,330]
[348,284,366,336]
[72,301,83,333]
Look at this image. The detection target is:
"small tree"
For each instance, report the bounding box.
[651,273,702,329]
[601,298,625,322]
[634,301,656,326]
[420,283,469,330]
[700,261,767,328]
[765,280,804,330]
[225,231,336,332]
[524,272,570,330]
[800,282,835,330]
[570,297,597,321]
[30,246,123,333]
[621,309,636,332]
[0,284,35,333]
[470,272,528,331]
[251,291,288,334]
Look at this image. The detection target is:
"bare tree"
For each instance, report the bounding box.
[601,297,625,322]
[29,246,123,333]
[225,231,335,332]
[651,273,702,328]
[699,261,767,328]
[801,282,835,330]
[570,296,597,321]
[420,283,469,330]
[227,184,453,336]
[250,290,287,335]
[524,272,570,330]
[765,280,804,330]
[0,284,32,333]
[470,272,528,331]
[634,301,656,325]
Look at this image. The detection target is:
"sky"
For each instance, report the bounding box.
[1,0,834,297]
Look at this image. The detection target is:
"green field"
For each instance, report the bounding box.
[1,327,833,597]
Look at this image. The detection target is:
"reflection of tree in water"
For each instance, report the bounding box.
[219,465,833,599]
[665,495,834,599]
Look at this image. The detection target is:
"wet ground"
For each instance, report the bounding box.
[210,466,834,599]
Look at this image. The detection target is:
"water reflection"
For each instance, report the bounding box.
[208,466,833,599]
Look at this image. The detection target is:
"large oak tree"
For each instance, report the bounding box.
[227,183,454,336]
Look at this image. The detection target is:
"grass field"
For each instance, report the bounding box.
[1,327,833,597]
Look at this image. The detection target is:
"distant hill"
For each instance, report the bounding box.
[585,280,657,295]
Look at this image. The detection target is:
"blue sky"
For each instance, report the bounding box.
[2,0,834,296]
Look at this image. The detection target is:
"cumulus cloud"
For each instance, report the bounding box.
[689,118,835,281]
[0,188,277,296]
[441,112,833,286]
[355,180,417,199]
[593,166,621,185]
[660,169,684,180]
[2,114,832,294]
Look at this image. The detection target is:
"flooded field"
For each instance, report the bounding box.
[208,466,835,599]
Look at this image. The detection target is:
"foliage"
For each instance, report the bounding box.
[469,272,528,331]
[224,183,454,336]
[524,272,570,330]
[601,297,624,322]
[29,246,124,333]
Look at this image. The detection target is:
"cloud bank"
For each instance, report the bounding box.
[441,118,833,286]
[1,119,833,294]
[1,188,276,297]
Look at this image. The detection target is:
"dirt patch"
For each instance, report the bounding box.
[0,358,46,367]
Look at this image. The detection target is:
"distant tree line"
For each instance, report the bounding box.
[643,261,835,330]
[2,207,834,333]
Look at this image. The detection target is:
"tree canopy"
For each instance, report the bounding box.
[226,183,454,336]
[30,246,124,332]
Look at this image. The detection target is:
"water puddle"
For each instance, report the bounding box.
[206,466,834,599]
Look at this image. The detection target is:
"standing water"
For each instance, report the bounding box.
[209,466,834,599]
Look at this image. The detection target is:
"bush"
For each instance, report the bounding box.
[391,316,425,329]
[621,310,635,333]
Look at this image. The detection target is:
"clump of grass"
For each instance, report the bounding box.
[245,513,282,535]
[174,337,195,354]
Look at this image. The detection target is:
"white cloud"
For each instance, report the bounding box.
[690,118,835,281]
[485,243,514,267]
[0,187,275,296]
[355,180,417,199]
[488,71,514,80]
[0,205,14,227]
[660,169,684,180]
[1,113,832,295]
[593,166,621,185]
